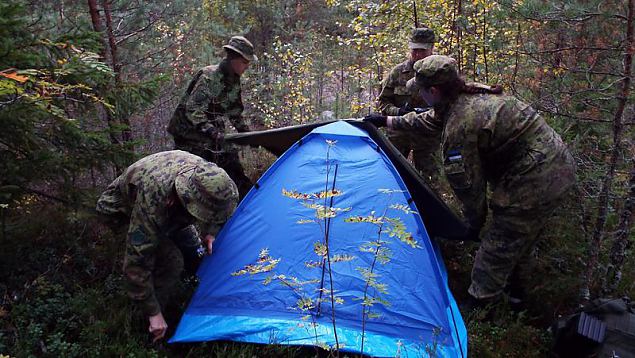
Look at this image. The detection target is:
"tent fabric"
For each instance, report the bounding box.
[225,119,468,240]
[170,121,468,357]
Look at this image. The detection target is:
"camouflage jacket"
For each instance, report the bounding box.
[96,150,236,316]
[167,59,249,152]
[377,59,428,115]
[391,93,575,230]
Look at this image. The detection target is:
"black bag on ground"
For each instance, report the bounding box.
[552,297,635,358]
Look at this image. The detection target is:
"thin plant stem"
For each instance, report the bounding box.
[324,164,340,355]
[275,276,320,345]
[360,195,392,355]
[313,143,340,354]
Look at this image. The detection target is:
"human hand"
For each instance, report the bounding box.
[204,129,224,148]
[203,234,215,255]
[148,312,168,343]
[397,105,413,116]
[363,113,388,127]
[212,132,224,146]
[413,106,431,114]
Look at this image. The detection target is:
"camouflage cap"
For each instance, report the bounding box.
[223,36,258,62]
[406,55,459,90]
[408,27,435,50]
[174,164,239,224]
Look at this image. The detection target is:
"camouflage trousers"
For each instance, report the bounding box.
[468,198,565,300]
[386,129,441,185]
[150,237,185,309]
[101,215,197,311]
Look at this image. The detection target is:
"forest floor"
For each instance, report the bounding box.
[0,147,631,357]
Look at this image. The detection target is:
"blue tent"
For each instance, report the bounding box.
[170,121,468,357]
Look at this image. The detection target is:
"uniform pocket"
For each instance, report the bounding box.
[444,150,472,190]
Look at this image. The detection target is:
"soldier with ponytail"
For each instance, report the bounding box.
[364,55,576,310]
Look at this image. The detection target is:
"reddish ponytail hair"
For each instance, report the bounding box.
[463,82,503,94]
[432,78,503,101]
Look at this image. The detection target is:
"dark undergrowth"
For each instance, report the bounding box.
[0,176,632,358]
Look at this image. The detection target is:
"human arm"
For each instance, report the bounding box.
[376,68,403,116]
[227,85,250,133]
[185,72,225,140]
[388,109,442,136]
[123,202,165,338]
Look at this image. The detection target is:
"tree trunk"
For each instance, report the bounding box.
[482,12,489,83]
[87,0,108,62]
[87,0,120,149]
[512,22,521,89]
[583,0,634,300]
[102,0,119,82]
[604,158,635,294]
[453,0,463,71]
[101,0,133,144]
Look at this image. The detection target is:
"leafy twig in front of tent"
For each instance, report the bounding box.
[281,139,353,354]
[231,248,324,346]
[409,326,443,358]
[321,138,341,355]
[345,188,421,355]
[234,140,354,352]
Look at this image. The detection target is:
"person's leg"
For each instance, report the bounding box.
[153,238,184,311]
[171,225,204,276]
[216,152,253,200]
[469,208,548,301]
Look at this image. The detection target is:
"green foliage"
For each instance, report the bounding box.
[0,202,316,357]
[1,0,634,356]
[105,75,166,122]
[343,189,422,353]
[0,2,42,69]
[251,38,318,126]
[468,310,551,358]
[0,2,169,206]
[0,5,126,205]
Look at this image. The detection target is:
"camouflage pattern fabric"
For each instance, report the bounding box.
[146,235,184,313]
[377,60,427,117]
[391,92,576,299]
[223,36,257,62]
[412,54,459,88]
[168,59,249,148]
[167,59,252,198]
[96,150,238,316]
[408,27,435,49]
[377,60,441,178]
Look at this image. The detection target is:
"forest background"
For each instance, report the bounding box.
[0,0,633,356]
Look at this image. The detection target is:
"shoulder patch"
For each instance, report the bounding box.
[129,227,150,247]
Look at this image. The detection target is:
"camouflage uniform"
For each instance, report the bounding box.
[392,55,576,299]
[168,36,256,199]
[377,27,441,180]
[96,150,238,316]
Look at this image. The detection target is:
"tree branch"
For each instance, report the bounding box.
[583,0,634,301]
